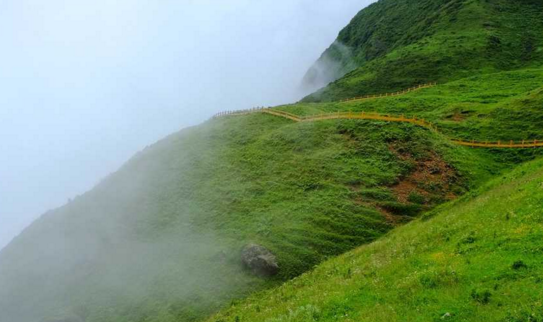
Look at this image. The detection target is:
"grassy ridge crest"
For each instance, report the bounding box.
[303,0,543,102]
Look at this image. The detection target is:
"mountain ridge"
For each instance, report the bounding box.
[302,0,543,102]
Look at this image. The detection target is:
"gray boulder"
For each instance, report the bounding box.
[241,244,279,277]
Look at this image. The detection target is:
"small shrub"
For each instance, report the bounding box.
[460,232,477,245]
[512,260,528,270]
[408,191,426,204]
[420,274,438,288]
[471,289,492,304]
[380,201,423,216]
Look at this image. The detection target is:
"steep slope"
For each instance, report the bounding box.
[208,156,543,322]
[302,0,459,89]
[302,0,543,101]
[0,112,495,322]
[2,67,542,322]
[2,1,543,321]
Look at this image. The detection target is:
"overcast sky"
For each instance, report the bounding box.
[0,0,375,250]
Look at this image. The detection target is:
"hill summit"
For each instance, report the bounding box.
[302,0,543,101]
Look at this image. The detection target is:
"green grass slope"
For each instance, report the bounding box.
[303,0,543,102]
[303,0,467,87]
[0,110,500,322]
[2,70,542,322]
[290,68,543,144]
[208,156,543,322]
[2,1,543,321]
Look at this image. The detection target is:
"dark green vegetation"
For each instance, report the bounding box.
[303,0,543,102]
[208,156,543,322]
[2,0,543,321]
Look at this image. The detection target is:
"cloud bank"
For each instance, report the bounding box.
[0,0,375,249]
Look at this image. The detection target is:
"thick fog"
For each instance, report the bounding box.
[0,0,375,249]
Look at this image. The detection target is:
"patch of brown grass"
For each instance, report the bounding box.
[389,146,458,205]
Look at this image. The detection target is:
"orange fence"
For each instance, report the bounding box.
[213,108,302,122]
[212,87,543,149]
[452,139,543,148]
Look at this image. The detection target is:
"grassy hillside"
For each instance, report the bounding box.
[303,0,464,87]
[1,0,543,321]
[208,155,543,322]
[2,67,542,322]
[291,68,543,143]
[0,109,502,322]
[303,0,543,102]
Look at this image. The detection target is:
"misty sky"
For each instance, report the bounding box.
[0,0,375,249]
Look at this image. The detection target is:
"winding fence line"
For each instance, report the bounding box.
[340,83,437,103]
[451,139,543,148]
[213,87,543,149]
